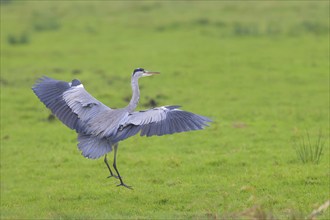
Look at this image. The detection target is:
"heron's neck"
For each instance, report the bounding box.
[127,76,140,113]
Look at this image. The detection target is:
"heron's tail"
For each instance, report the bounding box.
[77,134,112,159]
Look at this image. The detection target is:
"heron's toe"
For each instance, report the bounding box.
[117,183,133,190]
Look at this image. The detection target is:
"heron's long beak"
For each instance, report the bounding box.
[142,71,160,77]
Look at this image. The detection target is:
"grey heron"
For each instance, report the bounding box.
[32,68,212,189]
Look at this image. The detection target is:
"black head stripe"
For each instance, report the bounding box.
[71,79,81,86]
[133,68,145,75]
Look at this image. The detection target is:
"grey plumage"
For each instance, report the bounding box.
[77,134,112,159]
[32,68,212,188]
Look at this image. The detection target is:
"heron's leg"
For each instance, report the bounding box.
[113,143,133,189]
[104,154,118,179]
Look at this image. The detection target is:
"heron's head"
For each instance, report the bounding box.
[132,68,160,78]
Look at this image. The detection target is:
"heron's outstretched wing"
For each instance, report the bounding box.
[32,76,111,133]
[113,106,212,142]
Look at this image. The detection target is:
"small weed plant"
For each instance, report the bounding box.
[293,130,325,164]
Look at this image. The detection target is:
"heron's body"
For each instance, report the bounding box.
[32,68,211,188]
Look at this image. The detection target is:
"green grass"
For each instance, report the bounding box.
[1,1,329,219]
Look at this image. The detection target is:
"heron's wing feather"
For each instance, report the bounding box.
[33,76,82,130]
[62,84,111,126]
[32,76,111,133]
[113,106,212,142]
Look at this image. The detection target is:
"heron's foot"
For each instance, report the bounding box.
[117,183,133,190]
[107,174,119,179]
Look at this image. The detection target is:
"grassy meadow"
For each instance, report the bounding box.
[1,1,329,219]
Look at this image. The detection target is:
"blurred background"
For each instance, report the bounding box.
[1,1,329,219]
